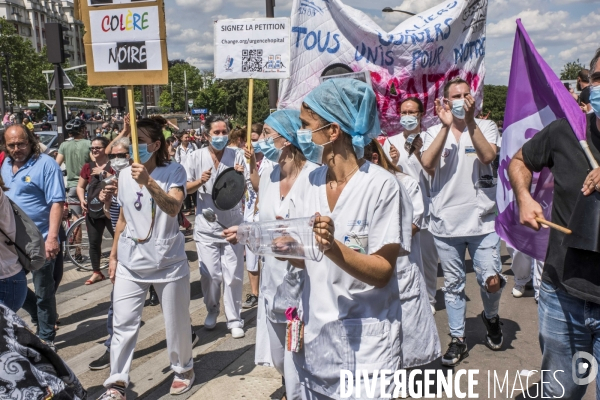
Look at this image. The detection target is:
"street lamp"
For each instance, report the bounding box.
[382,7,416,16]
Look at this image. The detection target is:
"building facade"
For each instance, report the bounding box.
[0,0,85,66]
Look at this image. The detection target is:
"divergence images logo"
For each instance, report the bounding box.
[572,351,598,385]
[299,0,324,16]
[224,56,234,72]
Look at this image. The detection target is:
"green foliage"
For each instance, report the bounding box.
[560,59,585,80]
[158,62,203,112]
[236,79,270,124]
[481,85,507,122]
[195,82,229,114]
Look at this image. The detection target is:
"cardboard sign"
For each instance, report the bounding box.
[278,0,487,134]
[214,18,291,79]
[77,0,168,85]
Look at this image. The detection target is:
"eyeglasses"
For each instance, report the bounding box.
[90,146,105,151]
[5,142,29,150]
[400,111,420,116]
[108,153,128,159]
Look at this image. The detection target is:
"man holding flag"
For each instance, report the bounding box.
[504,20,600,397]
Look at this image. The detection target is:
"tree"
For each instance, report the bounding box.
[481,85,507,122]
[159,90,173,111]
[195,82,229,114]
[160,61,203,112]
[235,79,270,124]
[560,59,585,80]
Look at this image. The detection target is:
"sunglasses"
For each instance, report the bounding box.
[90,146,105,151]
[108,153,128,159]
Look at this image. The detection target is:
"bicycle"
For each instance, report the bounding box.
[63,202,112,271]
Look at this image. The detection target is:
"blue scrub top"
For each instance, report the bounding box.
[1,153,66,238]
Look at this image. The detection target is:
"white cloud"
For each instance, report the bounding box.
[487,9,569,38]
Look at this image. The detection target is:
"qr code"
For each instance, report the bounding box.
[242,49,263,72]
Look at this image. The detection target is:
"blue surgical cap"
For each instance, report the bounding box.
[303,78,380,159]
[264,110,301,148]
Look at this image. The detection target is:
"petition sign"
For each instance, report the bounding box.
[78,0,168,85]
[214,18,291,79]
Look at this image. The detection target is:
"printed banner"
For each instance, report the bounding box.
[278,0,487,134]
[214,18,291,79]
[88,0,155,6]
[495,19,587,261]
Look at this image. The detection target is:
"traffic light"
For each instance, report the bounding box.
[46,23,70,64]
[104,87,127,109]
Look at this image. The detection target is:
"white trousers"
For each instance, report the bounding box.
[265,318,302,400]
[104,275,193,388]
[196,240,244,329]
[507,247,544,300]
[420,228,439,306]
[246,246,260,273]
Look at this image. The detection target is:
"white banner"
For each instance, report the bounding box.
[88,0,156,6]
[91,40,162,71]
[279,0,487,134]
[214,18,291,79]
[89,6,160,42]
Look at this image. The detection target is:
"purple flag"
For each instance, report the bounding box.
[495,19,587,261]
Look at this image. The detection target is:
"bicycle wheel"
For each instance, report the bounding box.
[64,217,111,271]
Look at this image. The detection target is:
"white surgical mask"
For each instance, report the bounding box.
[400,115,419,131]
[110,157,129,171]
[451,99,466,120]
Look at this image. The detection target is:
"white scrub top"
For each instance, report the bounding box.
[174,142,197,165]
[183,147,248,243]
[288,162,403,399]
[259,161,318,324]
[422,119,500,238]
[116,162,189,282]
[382,132,432,225]
[243,158,271,223]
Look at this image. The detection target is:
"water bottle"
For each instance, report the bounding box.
[236,215,324,261]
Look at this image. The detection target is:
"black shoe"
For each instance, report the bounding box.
[441,337,468,366]
[481,311,503,350]
[89,350,110,370]
[242,294,258,309]
[149,287,159,306]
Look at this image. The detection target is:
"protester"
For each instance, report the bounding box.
[76,136,114,285]
[578,69,591,113]
[0,173,26,312]
[23,117,34,132]
[228,127,246,150]
[183,115,259,339]
[2,111,10,126]
[508,49,600,398]
[383,97,439,314]
[175,131,198,214]
[166,136,177,161]
[291,78,403,398]
[421,77,504,365]
[99,118,194,399]
[56,119,91,220]
[0,124,65,348]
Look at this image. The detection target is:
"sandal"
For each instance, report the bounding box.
[85,272,105,285]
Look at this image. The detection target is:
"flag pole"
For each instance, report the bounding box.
[127,85,140,163]
[246,78,254,162]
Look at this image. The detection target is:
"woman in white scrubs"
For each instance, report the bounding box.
[290,78,404,399]
[382,97,439,314]
[365,140,441,370]
[183,115,259,339]
[100,119,194,400]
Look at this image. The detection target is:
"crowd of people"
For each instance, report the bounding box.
[0,49,600,400]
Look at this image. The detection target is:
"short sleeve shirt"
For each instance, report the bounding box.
[58,139,91,188]
[522,114,600,304]
[422,119,499,237]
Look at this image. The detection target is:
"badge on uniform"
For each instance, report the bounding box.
[285,307,304,352]
[23,175,31,183]
[344,232,368,254]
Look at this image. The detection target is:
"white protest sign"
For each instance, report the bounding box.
[89,6,160,42]
[279,0,487,134]
[214,18,291,79]
[88,0,155,6]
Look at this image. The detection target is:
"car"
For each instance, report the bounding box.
[36,131,61,157]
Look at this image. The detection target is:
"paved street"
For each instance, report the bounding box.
[19,234,596,400]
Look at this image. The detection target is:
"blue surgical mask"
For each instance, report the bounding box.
[257,137,282,163]
[129,144,154,164]
[590,86,600,118]
[400,115,419,131]
[211,135,228,151]
[252,141,262,154]
[451,99,466,120]
[297,128,332,165]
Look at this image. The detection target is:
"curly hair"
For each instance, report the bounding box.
[0,124,42,160]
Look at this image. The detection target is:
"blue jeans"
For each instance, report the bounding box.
[539,281,600,399]
[433,232,505,338]
[22,258,57,342]
[0,269,27,312]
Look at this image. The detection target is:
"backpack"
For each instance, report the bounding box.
[0,199,46,271]
[87,162,112,219]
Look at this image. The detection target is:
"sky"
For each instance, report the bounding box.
[165,0,599,85]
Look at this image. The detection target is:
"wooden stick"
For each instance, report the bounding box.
[127,86,139,164]
[246,78,254,163]
[535,217,572,235]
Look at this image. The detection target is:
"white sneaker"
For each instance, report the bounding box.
[231,327,245,338]
[430,304,436,315]
[512,285,525,298]
[204,312,218,330]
